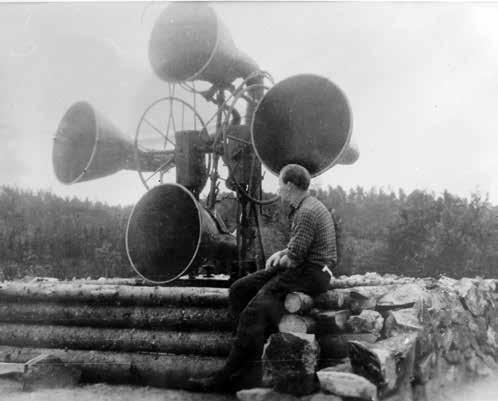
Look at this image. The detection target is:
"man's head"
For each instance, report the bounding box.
[278,164,311,203]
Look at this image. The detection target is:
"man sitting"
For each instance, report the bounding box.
[189,163,337,392]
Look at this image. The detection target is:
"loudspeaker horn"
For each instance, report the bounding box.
[251,74,358,177]
[52,101,174,184]
[149,2,259,86]
[125,183,237,284]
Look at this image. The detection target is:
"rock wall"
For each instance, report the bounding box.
[257,273,498,401]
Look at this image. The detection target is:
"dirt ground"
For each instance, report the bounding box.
[2,375,498,401]
[0,378,236,401]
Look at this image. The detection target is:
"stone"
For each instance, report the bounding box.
[316,370,378,401]
[454,278,488,316]
[349,333,417,397]
[263,332,319,395]
[346,310,383,336]
[377,284,429,311]
[22,354,81,391]
[236,387,300,401]
[318,333,378,359]
[414,352,437,384]
[311,309,350,334]
[319,358,352,374]
[305,393,343,401]
[380,381,414,401]
[383,308,423,338]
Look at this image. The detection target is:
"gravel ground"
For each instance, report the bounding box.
[2,375,498,401]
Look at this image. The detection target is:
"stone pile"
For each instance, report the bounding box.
[244,273,498,401]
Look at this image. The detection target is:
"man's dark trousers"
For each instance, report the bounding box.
[219,262,331,382]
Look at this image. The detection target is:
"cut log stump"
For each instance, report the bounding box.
[284,292,314,314]
[279,314,316,334]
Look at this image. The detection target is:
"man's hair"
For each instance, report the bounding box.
[280,164,311,191]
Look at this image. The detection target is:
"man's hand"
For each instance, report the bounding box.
[278,254,298,268]
[265,250,283,270]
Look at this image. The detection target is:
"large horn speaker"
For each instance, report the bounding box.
[251,74,358,177]
[52,101,175,185]
[126,183,237,284]
[52,101,135,184]
[148,2,258,85]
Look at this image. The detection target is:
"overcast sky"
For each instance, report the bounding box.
[1,2,498,206]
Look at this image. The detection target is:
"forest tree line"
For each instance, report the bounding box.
[0,185,496,280]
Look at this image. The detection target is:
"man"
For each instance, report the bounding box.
[189,163,337,392]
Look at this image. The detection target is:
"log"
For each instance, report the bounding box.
[348,333,417,397]
[313,289,351,310]
[0,362,24,378]
[0,323,232,356]
[23,354,81,391]
[314,285,398,311]
[0,345,224,389]
[284,292,314,314]
[310,309,350,334]
[329,274,413,289]
[0,282,229,307]
[318,333,378,359]
[69,275,231,288]
[0,301,232,331]
[278,314,316,334]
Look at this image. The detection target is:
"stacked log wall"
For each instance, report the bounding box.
[0,279,232,388]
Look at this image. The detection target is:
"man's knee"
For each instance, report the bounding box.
[229,277,247,304]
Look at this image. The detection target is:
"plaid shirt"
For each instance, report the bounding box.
[287,195,337,268]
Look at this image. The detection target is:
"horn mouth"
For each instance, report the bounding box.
[125,183,202,284]
[251,74,353,177]
[148,2,219,83]
[52,101,98,184]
